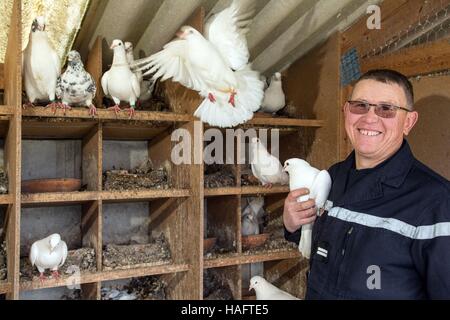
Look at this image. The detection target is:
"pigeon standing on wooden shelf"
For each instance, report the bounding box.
[250,276,300,300]
[259,72,285,114]
[132,0,264,128]
[29,233,68,282]
[101,39,141,118]
[283,158,331,259]
[124,42,155,105]
[241,205,260,236]
[247,196,266,226]
[56,50,97,116]
[22,16,61,111]
[250,137,289,188]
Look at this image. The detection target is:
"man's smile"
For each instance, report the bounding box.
[357,128,382,136]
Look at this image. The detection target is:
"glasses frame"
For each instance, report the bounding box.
[346,100,412,118]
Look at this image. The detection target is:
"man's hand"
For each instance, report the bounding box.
[283,188,316,233]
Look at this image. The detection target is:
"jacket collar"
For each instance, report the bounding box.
[333,140,415,206]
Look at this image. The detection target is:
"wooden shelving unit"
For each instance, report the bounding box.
[0,1,339,300]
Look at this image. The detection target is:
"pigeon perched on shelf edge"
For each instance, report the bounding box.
[29,233,68,283]
[56,50,97,116]
[283,158,331,259]
[260,72,286,114]
[101,39,140,118]
[131,0,264,128]
[22,16,61,112]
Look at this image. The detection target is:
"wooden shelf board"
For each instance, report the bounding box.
[0,281,11,294]
[205,186,289,197]
[0,194,13,204]
[0,105,15,115]
[22,119,97,139]
[19,263,189,291]
[21,191,99,206]
[102,122,170,140]
[204,249,300,268]
[246,116,324,127]
[22,106,193,122]
[100,189,191,202]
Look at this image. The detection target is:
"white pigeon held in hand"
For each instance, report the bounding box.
[29,233,68,282]
[250,276,300,300]
[56,50,97,116]
[250,137,288,188]
[260,72,285,114]
[283,158,331,259]
[132,0,264,128]
[22,16,61,111]
[101,39,141,118]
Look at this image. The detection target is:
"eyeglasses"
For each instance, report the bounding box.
[347,100,412,119]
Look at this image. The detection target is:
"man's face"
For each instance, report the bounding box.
[344,79,418,167]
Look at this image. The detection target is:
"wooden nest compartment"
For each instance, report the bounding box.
[102,275,167,300]
[241,233,270,249]
[0,241,6,281]
[102,234,172,270]
[203,237,217,253]
[203,269,234,300]
[21,178,81,193]
[0,169,7,195]
[240,165,260,186]
[19,247,97,281]
[204,164,235,188]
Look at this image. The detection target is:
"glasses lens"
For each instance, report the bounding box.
[348,101,368,114]
[375,104,396,118]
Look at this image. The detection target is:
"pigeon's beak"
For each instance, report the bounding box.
[249,284,254,291]
[283,164,288,171]
[110,43,117,49]
[176,30,186,39]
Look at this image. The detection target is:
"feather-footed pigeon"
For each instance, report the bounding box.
[260,72,285,114]
[56,50,97,116]
[283,158,332,259]
[22,16,61,111]
[250,137,288,188]
[29,233,68,282]
[250,276,300,300]
[101,39,141,118]
[132,0,264,128]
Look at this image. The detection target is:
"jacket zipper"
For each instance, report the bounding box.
[335,225,354,290]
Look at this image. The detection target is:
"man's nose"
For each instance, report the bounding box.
[361,106,379,123]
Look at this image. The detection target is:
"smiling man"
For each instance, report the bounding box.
[283,69,450,299]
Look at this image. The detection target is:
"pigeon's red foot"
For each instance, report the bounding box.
[208,93,216,103]
[39,273,46,284]
[23,102,35,109]
[125,107,135,119]
[59,103,72,115]
[45,102,61,114]
[108,104,121,115]
[264,183,273,189]
[228,90,236,107]
[88,105,97,117]
[51,270,60,280]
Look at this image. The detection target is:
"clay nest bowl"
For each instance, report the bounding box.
[21,178,81,193]
[241,233,270,249]
[203,237,217,253]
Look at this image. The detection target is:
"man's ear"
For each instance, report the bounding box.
[403,111,419,136]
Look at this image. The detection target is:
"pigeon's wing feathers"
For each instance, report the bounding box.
[130,73,141,98]
[30,242,38,266]
[59,241,68,267]
[101,71,110,96]
[50,49,61,76]
[205,0,252,70]
[310,170,332,209]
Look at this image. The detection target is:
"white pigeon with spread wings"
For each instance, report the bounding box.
[22,16,61,110]
[283,158,332,259]
[250,276,300,300]
[101,39,141,118]
[250,137,289,187]
[30,233,68,282]
[132,0,263,128]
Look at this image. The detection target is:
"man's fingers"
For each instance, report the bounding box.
[290,199,316,211]
[287,188,310,201]
[298,215,317,226]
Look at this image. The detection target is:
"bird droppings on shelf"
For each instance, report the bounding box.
[0,241,6,281]
[103,160,171,191]
[102,275,167,300]
[19,247,96,282]
[0,169,8,194]
[102,233,171,270]
[203,269,234,300]
[204,164,235,188]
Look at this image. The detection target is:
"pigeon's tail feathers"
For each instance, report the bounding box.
[59,241,68,267]
[194,95,254,128]
[234,66,265,113]
[30,243,38,267]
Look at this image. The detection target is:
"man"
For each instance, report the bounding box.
[283,69,450,299]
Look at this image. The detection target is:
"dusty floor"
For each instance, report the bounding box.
[204,164,235,188]
[20,247,96,281]
[203,269,234,300]
[102,276,167,300]
[103,160,171,191]
[103,233,171,270]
